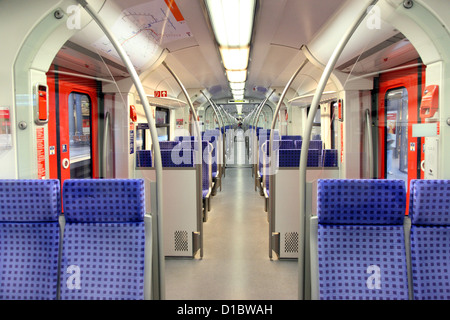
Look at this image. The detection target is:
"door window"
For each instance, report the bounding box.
[385,87,408,184]
[68,92,92,178]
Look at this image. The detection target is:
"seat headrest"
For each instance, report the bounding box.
[0,179,60,222]
[410,179,450,225]
[63,179,145,222]
[318,179,406,225]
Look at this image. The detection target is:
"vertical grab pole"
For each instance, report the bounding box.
[201,91,225,182]
[297,0,379,299]
[268,60,308,259]
[102,111,110,178]
[365,109,374,178]
[162,61,204,258]
[252,91,275,190]
[76,0,166,299]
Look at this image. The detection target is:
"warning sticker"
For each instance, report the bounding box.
[36,128,46,179]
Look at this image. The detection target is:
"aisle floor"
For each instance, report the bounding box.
[165,166,298,300]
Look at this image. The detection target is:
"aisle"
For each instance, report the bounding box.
[165,166,298,300]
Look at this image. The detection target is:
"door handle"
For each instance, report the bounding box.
[62,158,70,169]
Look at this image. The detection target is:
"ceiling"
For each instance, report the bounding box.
[52,0,420,117]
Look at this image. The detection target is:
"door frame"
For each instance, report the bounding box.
[377,61,426,211]
[47,66,100,184]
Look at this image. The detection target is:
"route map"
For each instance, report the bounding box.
[93,0,191,71]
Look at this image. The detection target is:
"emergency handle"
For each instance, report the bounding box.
[34,83,49,125]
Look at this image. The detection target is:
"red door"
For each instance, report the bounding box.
[47,66,99,187]
[377,61,426,212]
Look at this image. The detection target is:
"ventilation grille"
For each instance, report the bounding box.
[284,232,298,253]
[174,230,189,252]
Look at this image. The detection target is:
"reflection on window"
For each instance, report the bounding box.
[155,107,170,141]
[157,127,168,141]
[385,87,408,184]
[68,92,91,179]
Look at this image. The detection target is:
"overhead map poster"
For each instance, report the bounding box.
[93,0,191,72]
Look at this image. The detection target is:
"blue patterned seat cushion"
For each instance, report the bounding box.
[316,179,408,300]
[62,179,145,222]
[409,179,450,225]
[0,223,60,300]
[59,222,145,300]
[410,225,450,299]
[60,179,146,300]
[409,179,450,299]
[318,224,408,300]
[161,148,194,167]
[0,179,60,300]
[136,150,152,168]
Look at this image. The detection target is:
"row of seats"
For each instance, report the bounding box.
[312,178,450,300]
[0,179,148,300]
[257,137,336,202]
[136,134,220,221]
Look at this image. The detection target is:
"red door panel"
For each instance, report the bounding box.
[378,61,426,213]
[47,66,99,187]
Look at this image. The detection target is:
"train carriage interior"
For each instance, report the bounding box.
[1,0,450,303]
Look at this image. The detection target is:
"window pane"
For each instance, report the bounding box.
[385,87,408,184]
[69,92,91,179]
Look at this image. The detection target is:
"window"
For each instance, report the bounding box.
[385,87,408,183]
[68,92,92,179]
[155,107,170,141]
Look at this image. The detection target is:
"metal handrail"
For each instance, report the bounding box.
[297,0,379,299]
[77,0,166,299]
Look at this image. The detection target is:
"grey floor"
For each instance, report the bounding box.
[165,165,298,300]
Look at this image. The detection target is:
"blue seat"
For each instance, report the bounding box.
[276,149,322,168]
[322,149,338,167]
[0,179,61,300]
[279,140,294,149]
[60,179,146,300]
[409,179,450,300]
[159,141,180,149]
[309,140,323,153]
[160,148,194,167]
[136,150,152,167]
[281,135,302,141]
[315,179,408,300]
[203,130,220,179]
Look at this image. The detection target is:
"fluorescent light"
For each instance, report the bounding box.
[220,47,249,70]
[232,89,245,95]
[236,104,243,114]
[233,94,244,100]
[226,70,247,82]
[230,82,245,90]
[205,0,256,47]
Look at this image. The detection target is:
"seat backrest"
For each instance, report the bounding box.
[279,140,294,149]
[322,149,338,167]
[309,140,323,152]
[203,132,219,176]
[160,148,194,167]
[60,179,146,300]
[281,135,302,141]
[409,179,450,300]
[294,140,302,149]
[316,179,408,300]
[278,149,300,168]
[159,141,180,149]
[0,179,60,300]
[136,150,152,168]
